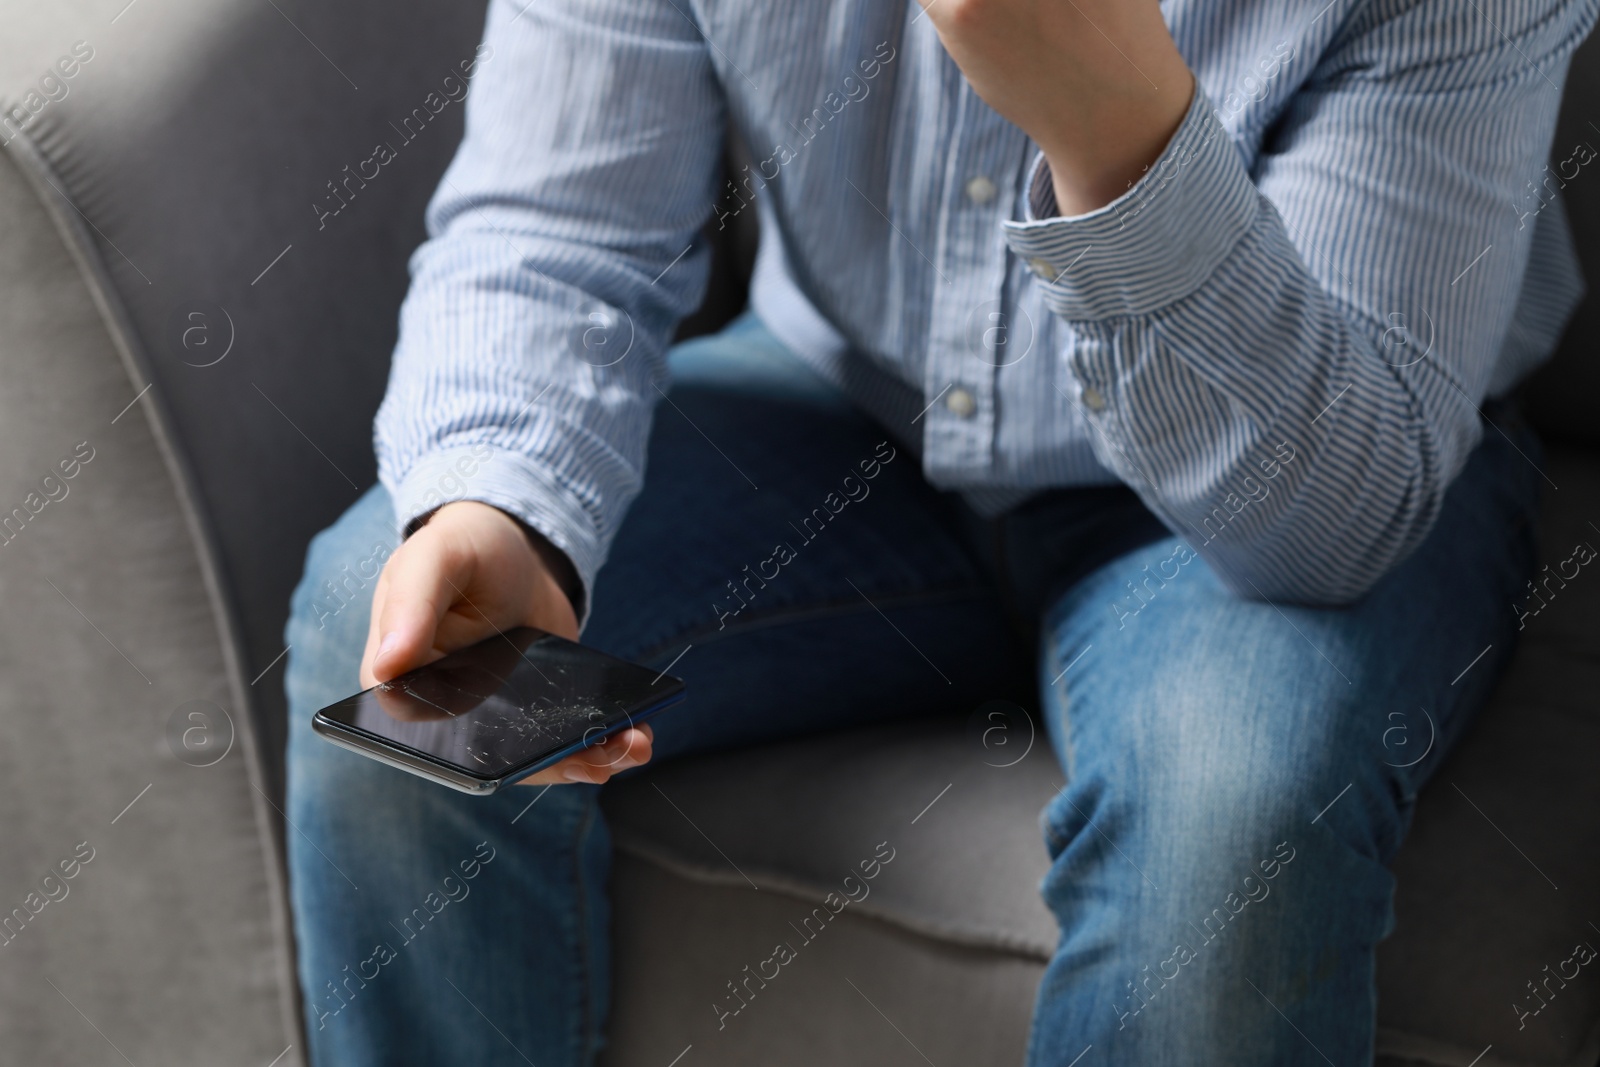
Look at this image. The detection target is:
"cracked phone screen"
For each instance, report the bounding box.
[319,627,678,778]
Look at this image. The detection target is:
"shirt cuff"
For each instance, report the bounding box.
[389,445,604,628]
[1002,88,1259,320]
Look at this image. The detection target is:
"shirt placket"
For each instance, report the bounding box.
[919,79,1028,486]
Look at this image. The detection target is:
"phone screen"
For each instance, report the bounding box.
[315,627,683,780]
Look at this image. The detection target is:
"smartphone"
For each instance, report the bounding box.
[312,627,685,795]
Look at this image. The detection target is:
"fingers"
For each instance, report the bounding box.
[566,725,655,781]
[358,502,584,689]
[361,528,471,686]
[516,725,655,787]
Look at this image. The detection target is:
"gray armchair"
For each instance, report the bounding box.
[1,3,1595,1065]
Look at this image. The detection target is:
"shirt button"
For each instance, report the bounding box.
[1027,257,1056,281]
[1082,386,1107,412]
[945,387,977,418]
[965,175,997,205]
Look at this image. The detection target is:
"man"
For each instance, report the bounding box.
[283,0,1595,1062]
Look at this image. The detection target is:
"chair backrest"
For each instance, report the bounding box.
[1,0,494,790]
[1518,29,1600,444]
[0,3,495,1063]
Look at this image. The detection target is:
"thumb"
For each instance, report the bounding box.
[364,531,470,685]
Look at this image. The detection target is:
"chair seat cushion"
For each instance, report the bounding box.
[606,707,1064,960]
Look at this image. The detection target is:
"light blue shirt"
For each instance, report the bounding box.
[374,0,1597,614]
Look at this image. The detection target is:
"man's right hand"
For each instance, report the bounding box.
[358,499,653,785]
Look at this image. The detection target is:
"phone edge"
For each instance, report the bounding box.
[311,686,686,796]
[311,716,500,795]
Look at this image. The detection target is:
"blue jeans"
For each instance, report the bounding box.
[285,313,1540,1066]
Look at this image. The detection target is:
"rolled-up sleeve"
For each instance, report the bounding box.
[1003,0,1596,605]
[374,0,726,621]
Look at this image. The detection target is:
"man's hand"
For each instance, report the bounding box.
[359,500,653,785]
[915,0,1195,216]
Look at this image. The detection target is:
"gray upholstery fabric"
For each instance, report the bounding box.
[0,147,299,1064]
[0,2,489,1062]
[604,851,1042,1066]
[606,708,1064,959]
[0,0,488,799]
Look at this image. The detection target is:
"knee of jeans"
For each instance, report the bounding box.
[1037,680,1408,898]
[1038,769,1404,985]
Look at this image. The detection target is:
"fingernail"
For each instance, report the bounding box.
[564,767,593,784]
[377,631,401,661]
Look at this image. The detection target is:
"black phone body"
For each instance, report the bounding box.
[311,627,685,795]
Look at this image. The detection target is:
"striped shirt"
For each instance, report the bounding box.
[374,0,1597,613]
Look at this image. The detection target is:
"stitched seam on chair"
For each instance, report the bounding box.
[611,832,1054,961]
